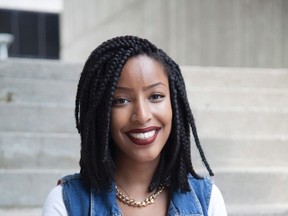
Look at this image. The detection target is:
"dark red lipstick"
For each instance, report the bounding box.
[125,126,161,146]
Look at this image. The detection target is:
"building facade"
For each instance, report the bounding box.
[61,0,288,68]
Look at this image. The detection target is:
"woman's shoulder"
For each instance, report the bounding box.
[187,175,227,215]
[208,184,228,215]
[187,175,213,191]
[58,173,81,184]
[58,173,90,199]
[58,173,89,192]
[42,185,67,216]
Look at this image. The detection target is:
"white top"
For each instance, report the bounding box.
[42,184,227,216]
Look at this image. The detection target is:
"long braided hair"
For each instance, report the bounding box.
[75,35,213,192]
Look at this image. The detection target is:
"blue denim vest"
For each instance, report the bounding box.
[60,173,212,216]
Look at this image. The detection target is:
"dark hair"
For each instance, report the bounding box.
[75,35,213,192]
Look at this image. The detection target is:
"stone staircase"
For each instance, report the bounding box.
[0,59,287,215]
[0,59,81,216]
[183,67,288,216]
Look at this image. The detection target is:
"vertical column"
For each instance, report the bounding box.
[0,33,14,60]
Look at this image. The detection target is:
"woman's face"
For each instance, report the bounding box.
[110,55,172,164]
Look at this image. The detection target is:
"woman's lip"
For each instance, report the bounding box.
[125,126,161,146]
[125,126,161,133]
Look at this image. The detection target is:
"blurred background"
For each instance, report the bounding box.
[0,0,287,215]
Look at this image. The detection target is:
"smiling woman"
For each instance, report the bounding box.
[42,36,227,216]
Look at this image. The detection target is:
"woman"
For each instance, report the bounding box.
[42,36,227,216]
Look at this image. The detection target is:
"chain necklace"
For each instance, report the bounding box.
[115,185,165,207]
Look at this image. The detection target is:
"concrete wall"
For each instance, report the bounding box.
[61,0,288,68]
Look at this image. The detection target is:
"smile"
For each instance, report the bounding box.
[130,130,156,139]
[125,126,161,145]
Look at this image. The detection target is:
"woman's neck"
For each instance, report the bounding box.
[114,155,160,196]
[114,154,169,215]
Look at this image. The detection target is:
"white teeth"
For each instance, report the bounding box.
[130,130,156,140]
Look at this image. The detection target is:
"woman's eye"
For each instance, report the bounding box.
[112,98,130,106]
[149,93,164,101]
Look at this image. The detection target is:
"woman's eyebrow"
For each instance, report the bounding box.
[142,82,167,91]
[116,82,167,92]
[115,86,133,92]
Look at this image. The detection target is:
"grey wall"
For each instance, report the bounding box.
[61,0,288,68]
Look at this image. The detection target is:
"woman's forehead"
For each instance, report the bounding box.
[117,55,168,87]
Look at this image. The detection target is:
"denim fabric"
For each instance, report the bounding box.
[61,173,212,216]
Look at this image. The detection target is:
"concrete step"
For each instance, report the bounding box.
[0,103,75,133]
[0,77,77,104]
[213,168,288,206]
[193,107,288,137]
[0,132,79,169]
[181,66,288,89]
[191,136,288,169]
[0,169,77,208]
[0,59,81,80]
[187,87,288,109]
[1,132,287,169]
[227,205,288,216]
[0,208,42,216]
[1,103,287,136]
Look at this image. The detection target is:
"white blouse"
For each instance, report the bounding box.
[42,184,227,216]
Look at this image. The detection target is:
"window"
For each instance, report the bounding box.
[0,9,59,59]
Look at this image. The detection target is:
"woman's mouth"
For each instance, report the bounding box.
[125,127,161,145]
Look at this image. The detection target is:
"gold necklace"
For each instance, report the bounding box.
[115,185,165,207]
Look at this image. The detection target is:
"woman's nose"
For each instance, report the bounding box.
[131,99,152,124]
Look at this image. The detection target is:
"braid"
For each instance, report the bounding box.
[156,50,214,191]
[75,35,213,192]
[173,65,214,177]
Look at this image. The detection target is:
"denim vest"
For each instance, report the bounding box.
[60,173,212,216]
